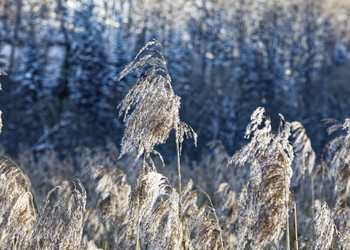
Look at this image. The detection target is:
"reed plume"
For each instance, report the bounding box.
[215,182,237,247]
[181,179,223,249]
[86,165,131,225]
[216,182,238,224]
[32,179,87,249]
[228,107,294,249]
[333,204,350,249]
[291,121,315,180]
[310,200,335,249]
[115,171,181,249]
[113,171,223,249]
[117,40,196,160]
[322,118,350,202]
[0,156,36,249]
[81,164,131,247]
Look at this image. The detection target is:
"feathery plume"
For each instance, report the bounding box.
[322,118,350,202]
[333,205,350,249]
[117,40,196,159]
[0,156,36,249]
[0,81,2,134]
[234,181,252,249]
[83,208,106,247]
[216,182,238,223]
[82,164,131,247]
[228,107,294,249]
[145,188,182,249]
[115,172,171,249]
[32,179,87,249]
[115,172,223,249]
[85,165,131,226]
[181,180,223,249]
[310,200,335,249]
[291,121,315,179]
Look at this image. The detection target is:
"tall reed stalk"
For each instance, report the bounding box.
[117,40,196,248]
[293,202,299,250]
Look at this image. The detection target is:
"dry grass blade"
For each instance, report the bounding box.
[0,156,36,249]
[228,107,294,249]
[310,200,335,250]
[32,179,87,249]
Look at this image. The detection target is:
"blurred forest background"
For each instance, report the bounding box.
[0,0,350,159]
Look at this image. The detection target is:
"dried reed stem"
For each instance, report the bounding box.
[176,136,181,195]
[285,161,290,250]
[311,174,315,218]
[293,202,299,250]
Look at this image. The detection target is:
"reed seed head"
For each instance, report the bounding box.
[118,40,196,159]
[228,107,293,249]
[323,119,350,202]
[118,40,180,159]
[291,121,315,179]
[0,156,36,249]
[310,200,335,250]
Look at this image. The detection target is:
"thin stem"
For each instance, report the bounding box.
[284,158,290,250]
[196,186,224,249]
[293,202,299,250]
[176,133,183,225]
[135,157,146,250]
[286,208,290,250]
[311,174,315,218]
[176,136,181,195]
[142,154,146,174]
[103,222,110,250]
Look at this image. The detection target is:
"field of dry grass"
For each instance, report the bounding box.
[1,42,350,249]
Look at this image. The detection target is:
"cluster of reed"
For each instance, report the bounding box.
[1,42,350,249]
